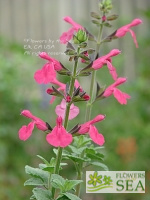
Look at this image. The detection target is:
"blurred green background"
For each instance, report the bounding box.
[0,0,150,199]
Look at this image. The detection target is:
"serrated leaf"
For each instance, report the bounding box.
[32,188,52,200]
[63,180,83,193]
[24,177,46,186]
[68,145,87,155]
[25,165,49,184]
[73,135,92,148]
[63,154,89,162]
[30,194,35,199]
[63,192,82,200]
[37,155,50,166]
[91,162,109,171]
[51,174,65,190]
[85,149,104,162]
[42,166,55,173]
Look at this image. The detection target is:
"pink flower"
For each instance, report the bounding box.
[115,18,142,48]
[46,116,73,147]
[55,99,79,120]
[92,49,121,80]
[78,115,105,146]
[79,115,105,134]
[60,16,84,44]
[39,52,63,71]
[34,62,65,87]
[103,77,131,104]
[18,110,47,141]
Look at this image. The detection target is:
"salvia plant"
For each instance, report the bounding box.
[18,0,142,199]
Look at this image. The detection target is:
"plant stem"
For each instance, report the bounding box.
[76,23,104,198]
[85,24,104,122]
[52,49,80,199]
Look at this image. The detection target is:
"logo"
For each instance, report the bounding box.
[86,171,145,193]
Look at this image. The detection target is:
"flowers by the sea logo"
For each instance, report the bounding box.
[86,171,145,193]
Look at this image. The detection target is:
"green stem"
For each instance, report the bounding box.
[76,22,104,198]
[85,24,104,122]
[52,49,80,199]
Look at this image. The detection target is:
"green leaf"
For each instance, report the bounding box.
[90,12,101,19]
[42,166,55,173]
[89,162,109,171]
[63,154,89,162]
[37,155,50,166]
[85,149,104,162]
[63,192,82,200]
[24,177,46,186]
[73,135,92,148]
[32,188,52,200]
[51,174,65,190]
[91,19,100,26]
[68,145,87,155]
[63,180,83,193]
[25,165,49,184]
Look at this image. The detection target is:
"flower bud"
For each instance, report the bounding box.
[66,95,71,103]
[73,29,87,44]
[99,0,112,12]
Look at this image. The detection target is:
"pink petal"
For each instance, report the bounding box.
[79,115,105,134]
[55,99,79,120]
[113,88,130,104]
[69,105,79,120]
[21,110,47,131]
[64,16,83,30]
[34,63,56,84]
[60,27,75,44]
[89,125,105,146]
[128,18,142,28]
[21,110,35,119]
[46,126,73,147]
[18,121,35,141]
[106,61,118,80]
[55,104,65,119]
[92,49,121,70]
[129,29,139,48]
[103,87,114,97]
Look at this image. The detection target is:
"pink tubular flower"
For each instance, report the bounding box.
[92,49,121,80]
[103,77,131,104]
[79,115,105,134]
[46,116,73,147]
[115,18,142,48]
[78,115,105,146]
[55,99,79,120]
[39,52,63,71]
[60,16,84,44]
[18,110,47,141]
[34,62,65,87]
